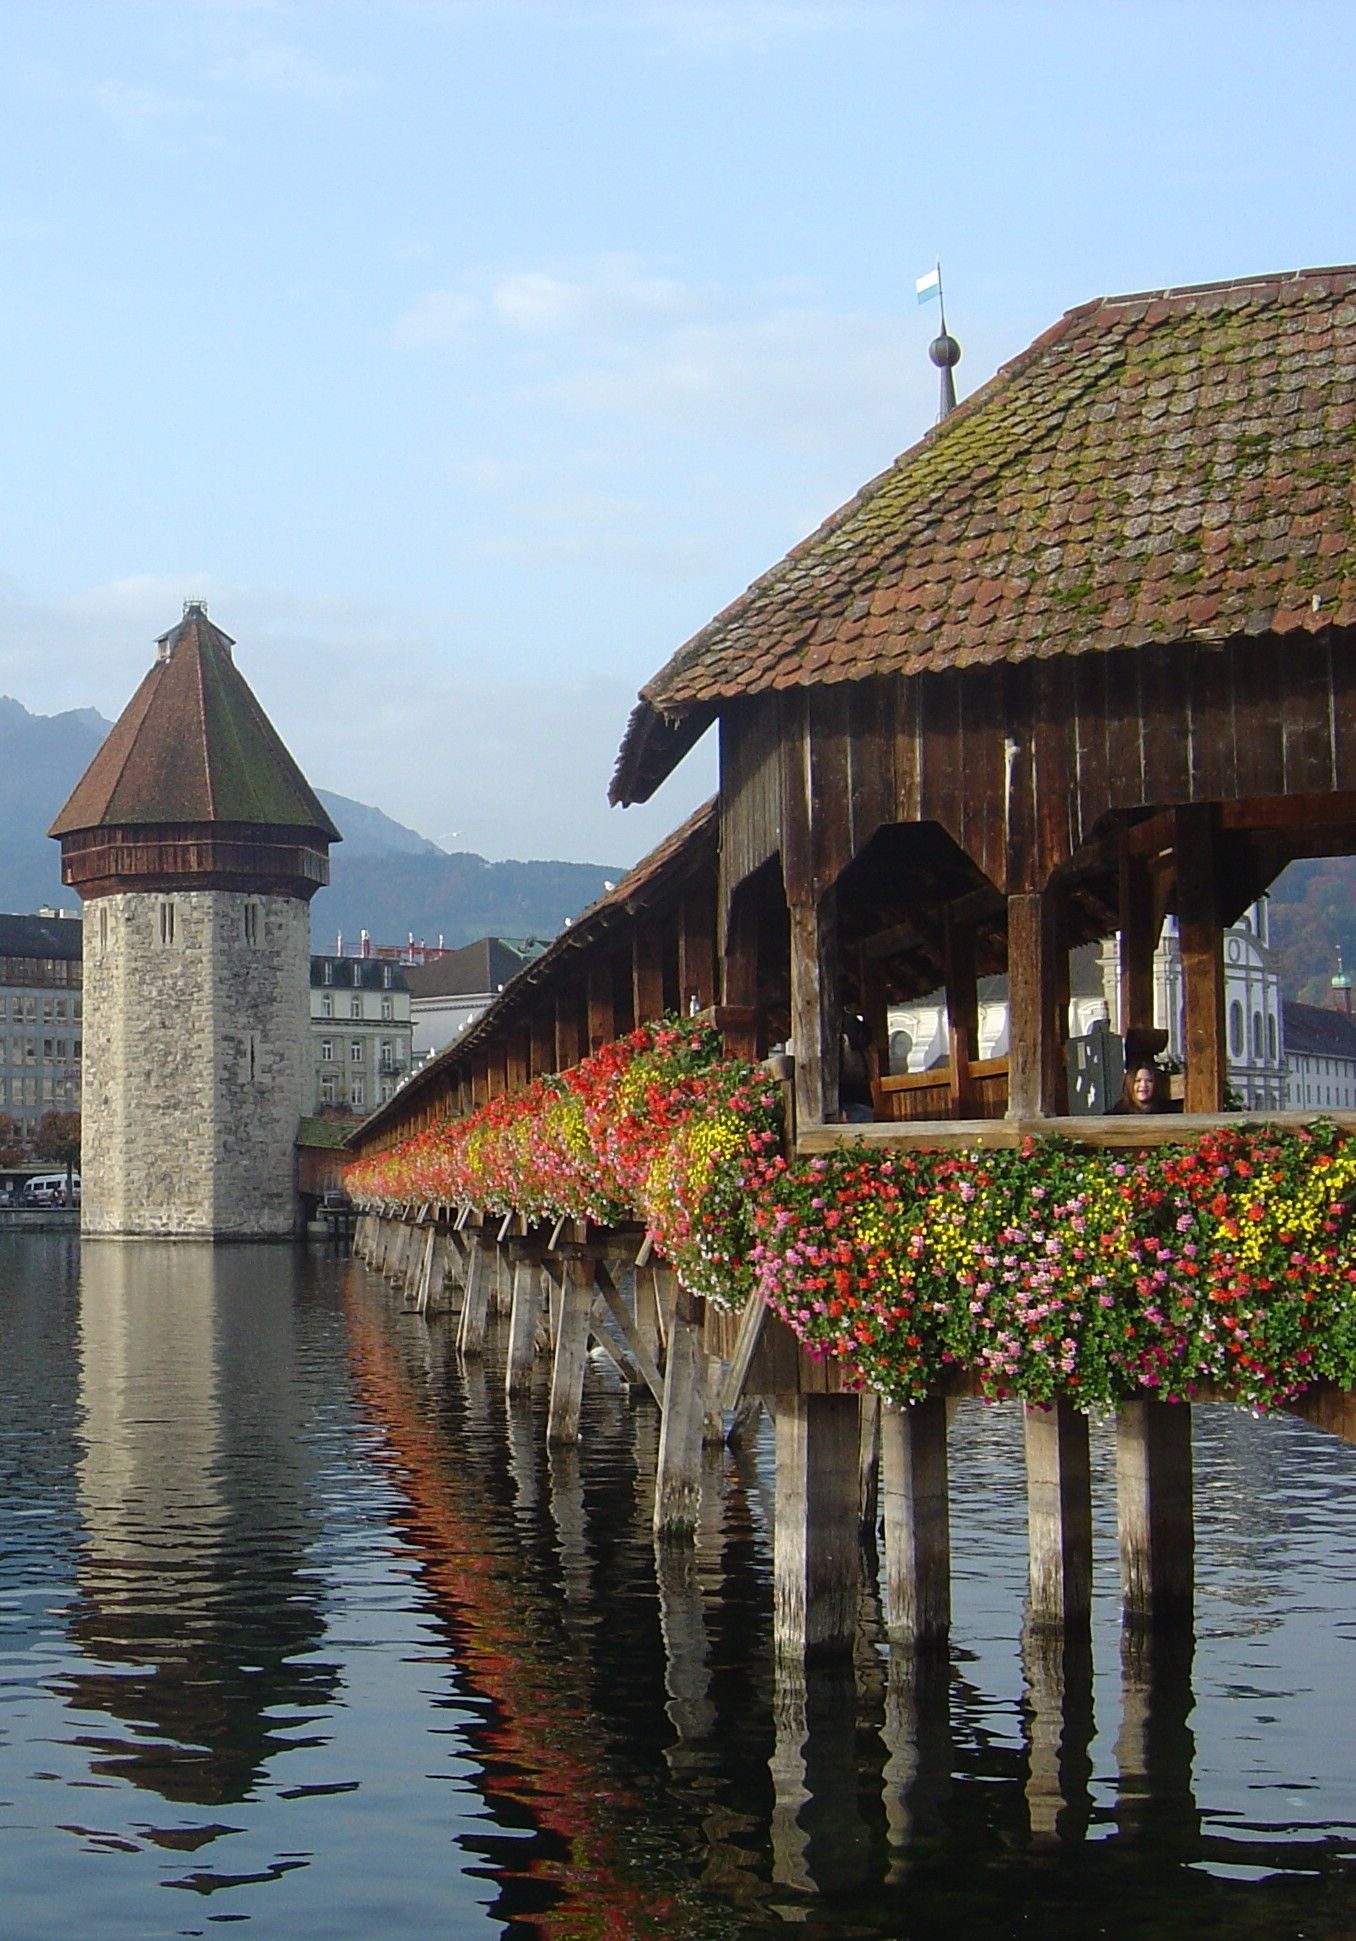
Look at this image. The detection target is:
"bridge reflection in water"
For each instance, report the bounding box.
[346,1259,1356,1938]
[0,1237,1353,1936]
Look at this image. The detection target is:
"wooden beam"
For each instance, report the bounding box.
[555,988,583,1071]
[881,1398,951,1649]
[529,1008,556,1079]
[594,1260,664,1404]
[773,1393,862,1661]
[586,958,615,1054]
[1006,887,1068,1118]
[1024,1402,1092,1631]
[547,1255,597,1443]
[720,890,760,1059]
[1117,826,1156,1040]
[1174,805,1226,1113]
[789,889,839,1128]
[943,909,979,1118]
[678,887,717,1014]
[1116,1400,1193,1629]
[632,924,667,1027]
[654,1283,705,1540]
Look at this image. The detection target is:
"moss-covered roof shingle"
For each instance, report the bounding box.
[612,266,1356,804]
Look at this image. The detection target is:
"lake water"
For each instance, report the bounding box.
[2,1233,1355,1938]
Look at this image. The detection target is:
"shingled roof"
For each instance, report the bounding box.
[612,266,1356,804]
[50,605,340,840]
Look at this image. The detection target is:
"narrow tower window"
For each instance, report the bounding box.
[243,900,262,946]
[158,899,176,947]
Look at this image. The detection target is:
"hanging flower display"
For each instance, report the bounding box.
[347,1028,1356,1413]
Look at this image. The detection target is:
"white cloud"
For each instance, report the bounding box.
[394,256,689,347]
[395,257,924,453]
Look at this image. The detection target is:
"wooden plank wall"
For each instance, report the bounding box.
[720,633,1354,909]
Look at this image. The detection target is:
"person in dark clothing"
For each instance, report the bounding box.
[839,1010,876,1122]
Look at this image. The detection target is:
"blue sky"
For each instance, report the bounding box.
[2,0,1354,864]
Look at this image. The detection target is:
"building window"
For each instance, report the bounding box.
[350,1080,365,1109]
[1251,1011,1262,1061]
[97,907,109,956]
[1228,1001,1243,1057]
[350,996,362,1019]
[349,1041,363,1063]
[381,997,393,1021]
[1267,1014,1277,1063]
[158,899,176,946]
[243,901,262,946]
[382,965,393,989]
[321,1039,335,1063]
[321,1074,337,1105]
[323,961,334,985]
[247,1031,260,1083]
[321,993,333,1017]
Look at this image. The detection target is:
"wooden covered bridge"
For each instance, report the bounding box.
[345,266,1356,1663]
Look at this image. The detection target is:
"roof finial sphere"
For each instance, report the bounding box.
[929,332,962,370]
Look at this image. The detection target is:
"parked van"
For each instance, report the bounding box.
[21,1173,79,1206]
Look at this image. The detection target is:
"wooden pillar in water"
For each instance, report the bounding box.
[456,1235,489,1354]
[789,889,839,1129]
[1006,886,1069,1118]
[547,1253,597,1444]
[654,1281,705,1540]
[504,1246,542,1397]
[1116,1400,1193,1627]
[880,1398,950,1649]
[773,1392,861,1661]
[1174,806,1226,1112]
[1024,1401,1093,1630]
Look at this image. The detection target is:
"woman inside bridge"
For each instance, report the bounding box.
[1113,1060,1172,1114]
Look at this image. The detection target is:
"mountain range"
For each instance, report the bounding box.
[0,697,618,947]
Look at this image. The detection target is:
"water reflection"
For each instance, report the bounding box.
[3,1236,1356,1938]
[64,1244,337,1805]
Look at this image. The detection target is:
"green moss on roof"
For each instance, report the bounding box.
[613,266,1356,804]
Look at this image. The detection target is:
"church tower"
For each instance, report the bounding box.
[50,605,340,1238]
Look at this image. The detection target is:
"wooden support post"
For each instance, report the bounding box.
[880,1399,951,1650]
[424,1232,452,1313]
[412,1225,437,1311]
[504,1249,542,1397]
[456,1236,489,1355]
[1116,1400,1193,1629]
[1023,1401,1093,1631]
[1006,886,1069,1118]
[529,1007,556,1079]
[654,1283,705,1540]
[632,925,667,1028]
[678,887,717,1016]
[633,1261,662,1365]
[773,1392,862,1662]
[555,990,583,1071]
[586,959,615,1054]
[859,1393,881,1545]
[943,909,980,1118]
[1117,828,1157,1038]
[547,1255,597,1444]
[506,1028,529,1093]
[720,891,761,1060]
[789,890,839,1129]
[595,1261,664,1404]
[1174,806,1226,1113]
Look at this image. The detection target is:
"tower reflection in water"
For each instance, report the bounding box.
[63,1244,338,1805]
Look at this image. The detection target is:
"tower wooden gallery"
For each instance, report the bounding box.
[50,605,339,1238]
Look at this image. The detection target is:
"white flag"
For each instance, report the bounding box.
[915,268,941,304]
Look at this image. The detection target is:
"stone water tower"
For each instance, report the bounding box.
[49,604,340,1238]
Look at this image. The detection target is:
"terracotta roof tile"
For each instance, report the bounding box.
[612,265,1356,804]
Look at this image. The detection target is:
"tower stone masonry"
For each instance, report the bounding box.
[50,605,340,1238]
